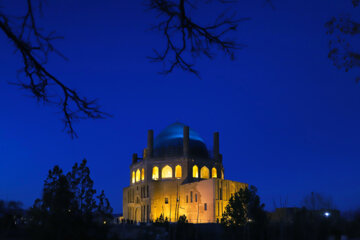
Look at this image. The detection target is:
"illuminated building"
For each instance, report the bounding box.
[123,123,248,223]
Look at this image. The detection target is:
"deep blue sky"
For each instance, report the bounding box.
[1,0,360,213]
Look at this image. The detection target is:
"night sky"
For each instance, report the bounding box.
[1,0,360,213]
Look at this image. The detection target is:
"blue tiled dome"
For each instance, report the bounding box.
[153,123,209,158]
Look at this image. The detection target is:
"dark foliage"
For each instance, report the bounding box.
[325,0,360,82]
[0,200,30,240]
[147,0,249,77]
[221,185,267,240]
[28,159,114,240]
[155,213,169,225]
[0,200,24,233]
[222,185,267,226]
[343,209,360,238]
[177,214,188,224]
[0,0,109,138]
[353,0,360,7]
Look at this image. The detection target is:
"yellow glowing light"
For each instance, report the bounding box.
[193,165,199,178]
[152,166,159,180]
[162,165,172,179]
[141,168,145,181]
[132,171,135,183]
[175,165,182,179]
[200,166,209,179]
[221,170,224,179]
[212,167,217,178]
[136,169,140,182]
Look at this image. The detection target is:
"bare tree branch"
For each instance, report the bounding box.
[0,0,109,138]
[147,0,249,77]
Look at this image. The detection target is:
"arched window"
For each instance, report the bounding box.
[175,165,182,179]
[136,169,140,182]
[193,165,199,178]
[200,166,210,179]
[212,167,217,178]
[132,171,135,183]
[221,170,224,179]
[152,166,159,180]
[141,168,145,181]
[161,165,172,179]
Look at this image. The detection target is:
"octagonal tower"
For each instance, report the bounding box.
[123,123,247,223]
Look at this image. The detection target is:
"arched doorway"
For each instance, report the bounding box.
[134,207,141,223]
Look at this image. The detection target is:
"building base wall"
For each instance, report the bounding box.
[123,179,247,223]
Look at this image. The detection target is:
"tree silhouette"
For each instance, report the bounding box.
[0,200,23,234]
[66,160,97,216]
[28,160,113,240]
[0,0,251,135]
[0,0,108,138]
[222,185,266,227]
[222,185,267,240]
[147,0,249,77]
[325,0,360,82]
[301,192,334,211]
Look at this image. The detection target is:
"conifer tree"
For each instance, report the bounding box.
[28,160,114,240]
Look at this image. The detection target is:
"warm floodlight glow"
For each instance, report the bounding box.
[132,171,135,183]
[212,167,217,178]
[200,166,210,179]
[141,168,145,181]
[136,169,140,182]
[175,165,182,179]
[193,165,199,178]
[152,166,159,180]
[162,165,173,179]
[221,170,224,179]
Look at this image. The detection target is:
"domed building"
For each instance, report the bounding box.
[123,123,247,223]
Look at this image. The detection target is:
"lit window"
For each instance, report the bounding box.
[161,165,172,179]
[175,165,182,179]
[212,167,217,178]
[141,168,145,181]
[221,170,224,179]
[136,169,140,182]
[152,166,159,180]
[192,165,199,178]
[132,171,135,183]
[200,166,210,179]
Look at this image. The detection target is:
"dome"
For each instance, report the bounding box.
[153,123,209,158]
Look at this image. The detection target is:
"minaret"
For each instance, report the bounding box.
[147,129,153,159]
[132,153,138,164]
[183,126,189,157]
[213,132,219,160]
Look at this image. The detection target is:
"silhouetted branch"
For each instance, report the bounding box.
[147,0,249,77]
[0,0,109,138]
